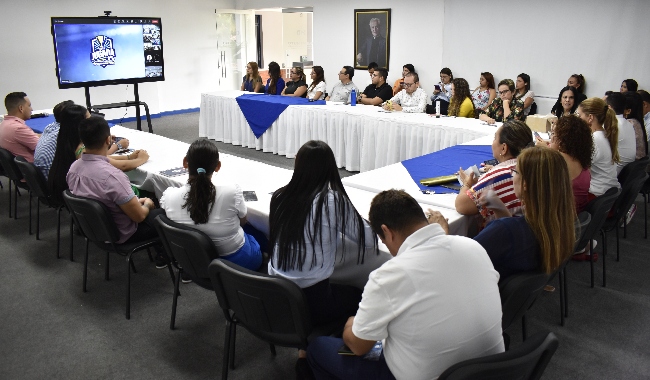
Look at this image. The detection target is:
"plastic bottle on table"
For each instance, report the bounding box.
[350,89,357,106]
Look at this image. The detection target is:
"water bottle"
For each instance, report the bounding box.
[435,100,440,118]
[350,89,357,106]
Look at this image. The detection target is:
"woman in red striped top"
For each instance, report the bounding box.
[455,120,534,229]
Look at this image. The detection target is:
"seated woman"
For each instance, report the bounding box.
[264,61,285,95]
[306,66,326,100]
[620,79,638,93]
[281,66,307,98]
[471,72,497,116]
[479,79,526,123]
[550,86,579,118]
[430,67,453,115]
[575,97,621,197]
[624,91,648,158]
[541,115,593,213]
[268,140,377,327]
[567,74,587,105]
[472,147,576,279]
[455,120,533,229]
[391,64,415,96]
[48,105,149,205]
[240,61,263,93]
[447,78,475,118]
[513,73,535,116]
[160,139,264,272]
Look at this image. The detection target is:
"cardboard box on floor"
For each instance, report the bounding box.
[526,114,557,133]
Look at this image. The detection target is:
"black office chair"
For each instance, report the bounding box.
[0,148,29,219]
[62,190,167,319]
[582,187,620,288]
[437,331,559,380]
[640,175,650,238]
[208,259,344,380]
[14,157,72,259]
[154,214,219,330]
[599,157,650,274]
[499,272,549,340]
[556,211,591,325]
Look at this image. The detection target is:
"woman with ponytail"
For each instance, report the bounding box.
[160,139,264,271]
[575,97,621,197]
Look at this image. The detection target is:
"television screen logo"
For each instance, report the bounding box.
[90,35,116,67]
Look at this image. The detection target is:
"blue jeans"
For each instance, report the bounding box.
[221,231,263,271]
[307,336,395,380]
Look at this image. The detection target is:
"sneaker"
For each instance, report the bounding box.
[571,252,599,262]
[181,273,193,284]
[621,204,637,227]
[155,257,168,269]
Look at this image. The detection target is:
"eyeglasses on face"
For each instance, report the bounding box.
[499,90,511,95]
[403,82,416,88]
[510,168,519,175]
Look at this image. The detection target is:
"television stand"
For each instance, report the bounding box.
[84,83,153,133]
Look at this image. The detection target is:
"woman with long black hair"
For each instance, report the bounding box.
[268,140,377,326]
[160,139,264,271]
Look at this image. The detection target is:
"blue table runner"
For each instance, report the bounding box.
[25,115,55,134]
[401,145,495,194]
[235,94,326,138]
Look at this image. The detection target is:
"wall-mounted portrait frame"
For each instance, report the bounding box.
[354,9,391,70]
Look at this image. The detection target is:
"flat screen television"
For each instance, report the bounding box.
[51,17,164,89]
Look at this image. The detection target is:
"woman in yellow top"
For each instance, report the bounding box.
[391,64,415,95]
[447,78,475,118]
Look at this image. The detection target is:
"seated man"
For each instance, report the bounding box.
[382,72,427,113]
[308,190,504,379]
[34,100,73,178]
[67,116,165,260]
[0,92,39,162]
[326,66,359,104]
[479,79,525,123]
[358,68,392,106]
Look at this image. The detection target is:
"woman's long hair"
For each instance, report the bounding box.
[307,66,325,93]
[570,74,585,94]
[292,66,306,82]
[48,104,87,204]
[181,139,220,224]
[481,72,495,89]
[624,91,648,155]
[550,86,579,117]
[269,140,376,271]
[579,97,619,163]
[448,78,474,117]
[267,61,281,95]
[515,73,531,97]
[518,147,576,273]
[246,61,260,83]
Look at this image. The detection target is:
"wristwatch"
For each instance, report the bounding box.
[116,142,123,150]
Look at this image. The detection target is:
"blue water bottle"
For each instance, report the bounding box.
[350,88,357,106]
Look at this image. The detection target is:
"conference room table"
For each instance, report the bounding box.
[111,126,471,288]
[198,91,494,172]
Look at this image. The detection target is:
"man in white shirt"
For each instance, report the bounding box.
[326,66,359,104]
[606,92,637,173]
[307,190,504,380]
[383,72,427,113]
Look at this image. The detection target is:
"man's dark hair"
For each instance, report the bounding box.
[605,92,626,115]
[53,100,75,122]
[405,72,419,83]
[375,68,388,82]
[367,62,378,70]
[343,65,355,79]
[79,116,110,150]
[5,92,27,112]
[637,90,650,104]
[369,189,427,239]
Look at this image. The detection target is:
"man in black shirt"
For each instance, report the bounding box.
[359,68,392,106]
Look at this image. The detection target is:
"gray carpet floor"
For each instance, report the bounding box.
[1,112,649,379]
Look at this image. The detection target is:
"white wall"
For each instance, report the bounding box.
[0,0,233,120]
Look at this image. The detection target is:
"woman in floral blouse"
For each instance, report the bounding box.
[472,72,497,117]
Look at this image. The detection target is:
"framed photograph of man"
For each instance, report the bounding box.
[354,9,391,70]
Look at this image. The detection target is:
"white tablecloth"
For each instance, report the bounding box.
[199,91,493,172]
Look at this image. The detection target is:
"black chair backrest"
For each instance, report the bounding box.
[14,156,50,200]
[573,211,592,253]
[612,157,650,222]
[529,101,537,116]
[437,331,559,380]
[499,271,550,331]
[0,148,24,182]
[154,214,219,280]
[582,187,620,243]
[62,190,120,244]
[208,259,312,348]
